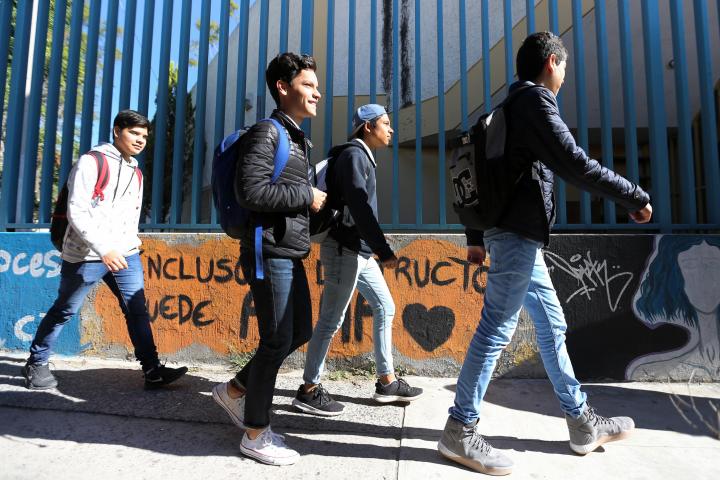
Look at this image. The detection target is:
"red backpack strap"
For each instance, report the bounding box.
[134,166,143,189]
[87,151,110,201]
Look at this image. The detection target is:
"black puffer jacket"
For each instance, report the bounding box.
[234,110,314,258]
[467,81,650,247]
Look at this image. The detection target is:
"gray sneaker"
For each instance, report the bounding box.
[22,362,58,390]
[437,416,513,476]
[566,405,635,455]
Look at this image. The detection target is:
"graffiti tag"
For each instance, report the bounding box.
[544,250,633,312]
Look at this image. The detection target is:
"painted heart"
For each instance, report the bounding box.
[402,303,455,352]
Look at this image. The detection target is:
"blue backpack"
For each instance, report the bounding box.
[211,118,290,278]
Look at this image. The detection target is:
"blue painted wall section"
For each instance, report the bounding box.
[0,234,87,356]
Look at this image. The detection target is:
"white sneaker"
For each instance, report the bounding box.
[239,427,300,466]
[212,382,245,428]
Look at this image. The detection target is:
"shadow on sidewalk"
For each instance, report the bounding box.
[446,378,719,439]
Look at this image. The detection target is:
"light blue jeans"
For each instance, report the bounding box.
[303,237,395,384]
[449,229,587,424]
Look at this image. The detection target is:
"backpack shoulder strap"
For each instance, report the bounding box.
[87,151,110,201]
[134,166,143,188]
[264,118,291,184]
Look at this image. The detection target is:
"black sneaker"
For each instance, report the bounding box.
[143,364,188,389]
[22,362,58,390]
[373,378,423,403]
[292,383,345,416]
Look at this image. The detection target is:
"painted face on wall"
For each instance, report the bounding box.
[678,241,720,314]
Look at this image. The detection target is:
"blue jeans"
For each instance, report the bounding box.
[234,252,313,429]
[28,253,159,370]
[449,229,587,424]
[303,237,395,385]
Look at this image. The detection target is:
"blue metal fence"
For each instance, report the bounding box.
[1,0,719,233]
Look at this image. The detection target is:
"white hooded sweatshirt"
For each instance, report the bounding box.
[62,142,143,263]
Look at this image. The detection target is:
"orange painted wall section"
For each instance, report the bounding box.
[94,236,484,362]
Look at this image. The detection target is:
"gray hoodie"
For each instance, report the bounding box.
[62,142,143,263]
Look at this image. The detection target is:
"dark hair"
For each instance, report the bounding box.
[353,117,382,140]
[516,32,568,81]
[113,109,150,130]
[265,52,317,105]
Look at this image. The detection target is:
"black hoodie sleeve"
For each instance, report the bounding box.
[525,88,650,211]
[335,147,394,261]
[235,121,314,212]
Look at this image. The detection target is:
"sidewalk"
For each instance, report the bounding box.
[1,353,718,480]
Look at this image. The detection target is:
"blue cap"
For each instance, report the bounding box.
[349,104,387,139]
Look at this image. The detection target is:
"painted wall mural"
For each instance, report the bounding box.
[1,233,717,381]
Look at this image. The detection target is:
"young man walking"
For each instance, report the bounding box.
[292,104,423,417]
[437,32,653,475]
[22,110,188,390]
[211,52,326,466]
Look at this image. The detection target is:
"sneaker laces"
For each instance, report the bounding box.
[313,384,332,406]
[463,424,492,455]
[586,407,614,427]
[258,427,286,447]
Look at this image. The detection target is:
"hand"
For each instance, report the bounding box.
[381,254,399,269]
[467,246,486,266]
[629,203,652,224]
[310,187,327,213]
[102,250,128,272]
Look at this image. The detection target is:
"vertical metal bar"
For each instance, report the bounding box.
[0,0,13,142]
[212,0,230,224]
[436,0,446,226]
[280,0,289,53]
[137,0,155,117]
[594,0,616,224]
[481,0,491,113]
[617,0,639,186]
[170,0,192,225]
[526,0,535,34]
[572,0,590,224]
[549,0,566,224]
[459,0,468,131]
[323,0,335,156]
[415,0,423,225]
[39,0,68,223]
[347,0,356,136]
[693,0,720,223]
[118,0,137,110]
[20,0,51,223]
[256,0,270,121]
[235,0,250,130]
[370,0,377,105]
[99,0,120,143]
[391,0,401,226]
[79,0,101,153]
[214,0,230,146]
[59,0,85,187]
[669,0,696,224]
[192,0,211,224]
[300,0,314,135]
[1,0,32,227]
[640,0,672,229]
[151,0,174,225]
[503,0,513,93]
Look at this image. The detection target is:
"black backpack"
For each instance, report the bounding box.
[449,86,534,230]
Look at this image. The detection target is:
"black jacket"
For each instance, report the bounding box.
[234,110,314,258]
[326,139,394,261]
[467,81,650,247]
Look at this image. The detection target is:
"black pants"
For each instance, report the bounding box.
[235,251,313,429]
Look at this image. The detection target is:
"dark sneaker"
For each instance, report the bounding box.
[292,384,345,416]
[143,364,188,389]
[437,416,513,476]
[566,405,635,455]
[22,362,58,390]
[373,378,423,403]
